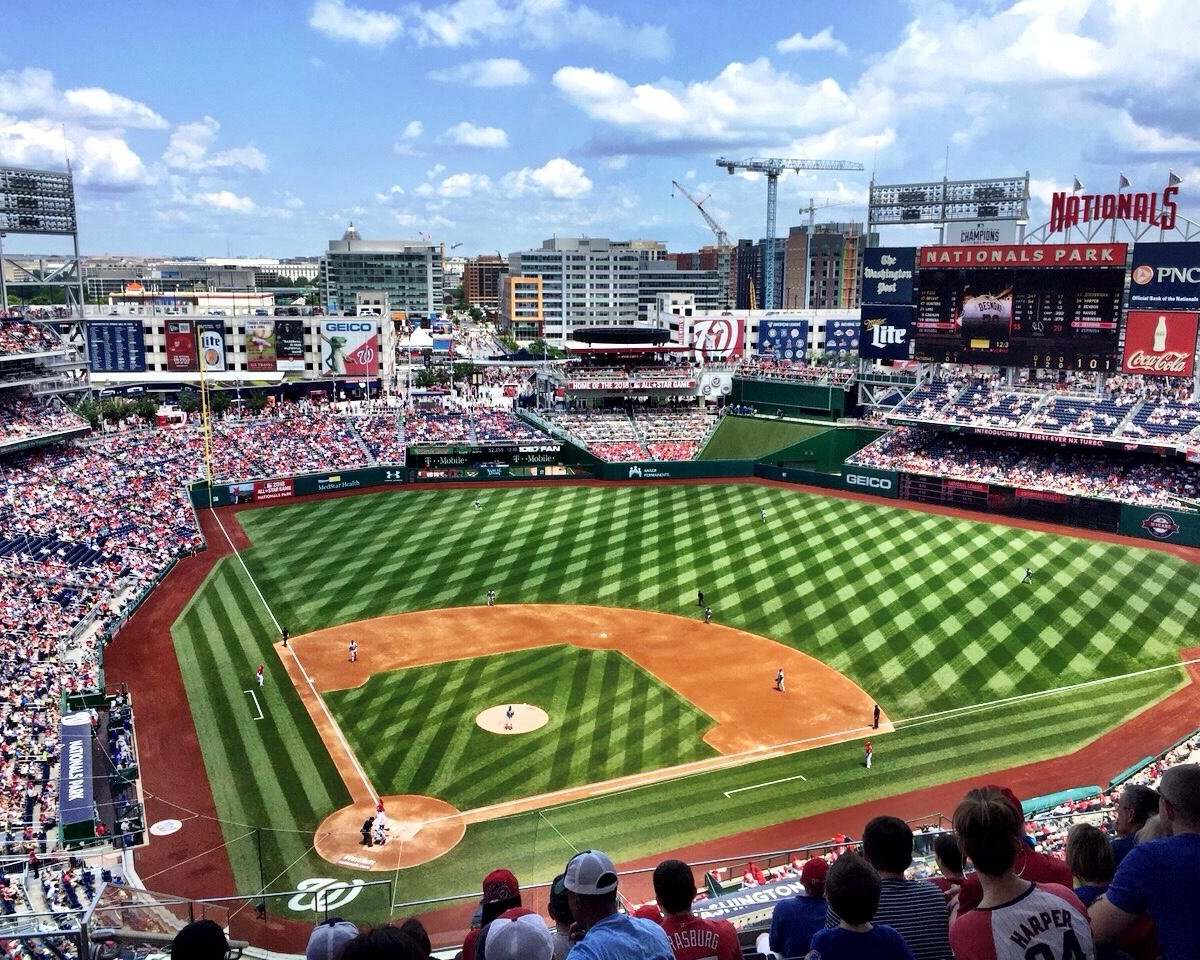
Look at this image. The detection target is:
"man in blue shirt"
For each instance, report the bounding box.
[1108,783,1158,867]
[1091,764,1200,959]
[769,857,828,958]
[563,849,672,960]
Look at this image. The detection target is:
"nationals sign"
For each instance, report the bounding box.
[688,314,745,363]
[1121,311,1198,377]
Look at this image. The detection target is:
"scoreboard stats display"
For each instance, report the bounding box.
[87,319,146,373]
[915,243,1127,369]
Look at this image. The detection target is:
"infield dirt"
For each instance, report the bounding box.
[284,604,887,870]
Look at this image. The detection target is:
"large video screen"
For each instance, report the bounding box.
[915,243,1127,369]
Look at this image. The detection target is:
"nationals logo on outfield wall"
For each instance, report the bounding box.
[1121,311,1198,377]
[688,314,745,364]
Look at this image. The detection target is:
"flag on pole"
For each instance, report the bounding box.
[1168,170,1182,186]
[1119,173,1130,189]
[1072,177,1084,192]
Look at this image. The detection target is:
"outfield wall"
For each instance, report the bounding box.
[731,378,851,418]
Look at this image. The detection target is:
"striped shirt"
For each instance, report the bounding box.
[827,878,953,960]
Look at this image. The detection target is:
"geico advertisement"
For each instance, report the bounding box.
[319,320,378,375]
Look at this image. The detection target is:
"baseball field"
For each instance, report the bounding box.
[169,481,1197,915]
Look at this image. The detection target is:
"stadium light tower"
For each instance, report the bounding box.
[716,157,864,309]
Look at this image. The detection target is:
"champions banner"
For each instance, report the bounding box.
[824,318,860,359]
[245,319,277,372]
[59,712,94,826]
[165,319,198,372]
[275,319,306,371]
[320,319,378,376]
[757,320,808,359]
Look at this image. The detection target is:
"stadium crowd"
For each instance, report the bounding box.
[738,358,857,386]
[0,320,63,357]
[0,397,88,446]
[849,428,1200,508]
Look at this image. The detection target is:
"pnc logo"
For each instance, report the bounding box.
[1141,512,1180,540]
[845,473,893,490]
[1131,264,1154,285]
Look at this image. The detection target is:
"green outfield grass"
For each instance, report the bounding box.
[325,646,717,807]
[170,483,1198,914]
[698,416,828,460]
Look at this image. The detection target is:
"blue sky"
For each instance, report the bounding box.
[2,0,1196,258]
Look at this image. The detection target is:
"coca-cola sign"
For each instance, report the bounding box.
[1121,311,1198,378]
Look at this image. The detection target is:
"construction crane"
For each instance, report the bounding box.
[671,180,733,307]
[716,156,863,310]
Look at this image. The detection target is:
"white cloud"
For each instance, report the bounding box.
[408,0,671,59]
[162,117,267,172]
[402,120,423,139]
[0,114,153,190]
[426,163,446,178]
[0,67,166,129]
[436,172,493,197]
[309,0,403,46]
[195,190,256,213]
[428,57,532,87]
[374,185,406,201]
[441,121,509,148]
[554,60,853,142]
[501,157,592,198]
[600,155,629,171]
[776,27,847,55]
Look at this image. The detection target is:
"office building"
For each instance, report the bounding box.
[319,223,443,317]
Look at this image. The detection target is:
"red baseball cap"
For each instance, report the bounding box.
[482,869,520,905]
[800,858,828,885]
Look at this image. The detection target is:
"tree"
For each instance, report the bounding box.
[132,395,160,424]
[177,389,201,414]
[100,397,131,424]
[209,390,232,417]
[452,361,476,382]
[528,338,564,360]
[72,397,101,430]
[245,390,269,413]
[415,368,440,388]
[468,305,485,323]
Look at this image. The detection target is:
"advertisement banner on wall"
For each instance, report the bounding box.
[275,319,306,371]
[87,319,147,373]
[59,712,93,826]
[253,477,295,501]
[1121,310,1198,377]
[858,305,916,360]
[944,220,1019,246]
[197,319,227,372]
[165,319,198,372]
[1127,242,1200,310]
[688,314,745,364]
[757,319,808,359]
[862,247,917,304]
[319,319,378,376]
[824,318,861,359]
[245,319,277,372]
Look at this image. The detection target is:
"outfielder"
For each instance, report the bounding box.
[348,639,358,662]
[255,664,264,688]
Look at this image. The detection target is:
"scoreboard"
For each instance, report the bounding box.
[915,243,1127,370]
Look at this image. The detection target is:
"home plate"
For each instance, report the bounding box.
[392,819,425,842]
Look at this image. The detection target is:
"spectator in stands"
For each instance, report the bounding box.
[171,919,230,960]
[769,856,828,958]
[341,925,426,960]
[562,848,671,960]
[462,868,521,960]
[480,911,553,960]
[547,873,574,960]
[306,918,360,960]
[1091,764,1200,958]
[652,858,739,960]
[808,853,916,960]
[1065,823,1116,908]
[826,816,952,960]
[1110,785,1159,866]
[396,919,430,958]
[949,787,1095,960]
[929,832,965,899]
[955,785,1072,913]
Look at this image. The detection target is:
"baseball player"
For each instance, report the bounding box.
[487,588,496,606]
[775,668,785,692]
[703,606,712,624]
[760,507,767,522]
[255,664,264,688]
[504,705,515,731]
[873,703,881,729]
[864,740,873,769]
[473,498,482,511]
[1022,567,1033,584]
[280,627,289,648]
[348,639,358,662]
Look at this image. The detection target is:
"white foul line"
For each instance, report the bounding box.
[243,689,264,721]
[724,773,806,798]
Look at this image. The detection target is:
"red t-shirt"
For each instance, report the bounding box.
[660,913,741,960]
[957,847,1073,912]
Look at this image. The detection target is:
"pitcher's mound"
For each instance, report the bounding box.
[477,703,548,735]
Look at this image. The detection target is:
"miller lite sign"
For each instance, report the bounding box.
[1121,311,1198,378]
[858,305,915,360]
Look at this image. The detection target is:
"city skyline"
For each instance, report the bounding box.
[2,0,1197,258]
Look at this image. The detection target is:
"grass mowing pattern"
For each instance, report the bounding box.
[698,417,828,460]
[325,646,718,807]
[172,483,1198,907]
